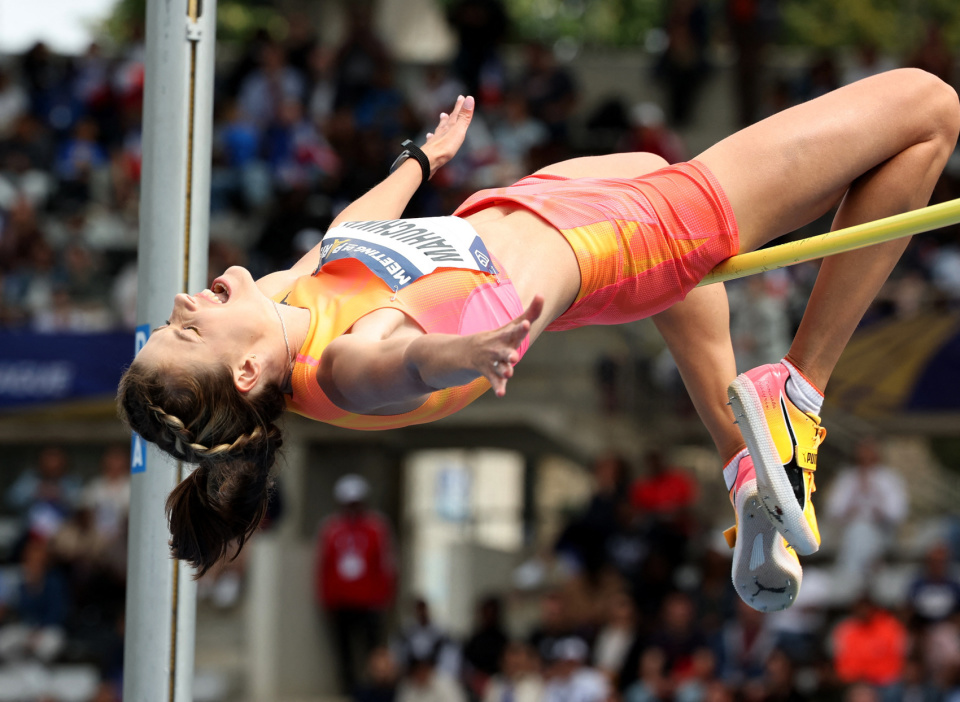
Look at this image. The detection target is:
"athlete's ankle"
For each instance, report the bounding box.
[782,356,824,415]
[723,447,753,495]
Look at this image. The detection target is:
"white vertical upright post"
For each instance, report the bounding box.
[124,0,217,700]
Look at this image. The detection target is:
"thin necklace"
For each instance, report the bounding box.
[273,301,294,373]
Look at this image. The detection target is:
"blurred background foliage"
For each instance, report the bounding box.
[104,0,960,53]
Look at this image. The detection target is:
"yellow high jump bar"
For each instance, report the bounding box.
[699,197,960,286]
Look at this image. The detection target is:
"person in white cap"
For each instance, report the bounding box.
[315,474,397,693]
[543,637,608,702]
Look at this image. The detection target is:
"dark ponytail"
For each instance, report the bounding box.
[117,358,285,576]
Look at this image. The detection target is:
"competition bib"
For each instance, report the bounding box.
[317,217,499,291]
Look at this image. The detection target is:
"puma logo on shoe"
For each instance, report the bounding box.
[752,579,788,597]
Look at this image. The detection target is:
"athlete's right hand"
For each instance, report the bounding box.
[470,295,543,397]
[421,95,474,177]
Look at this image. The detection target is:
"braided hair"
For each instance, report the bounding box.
[117,358,286,576]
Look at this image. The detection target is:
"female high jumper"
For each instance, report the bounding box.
[119,69,960,612]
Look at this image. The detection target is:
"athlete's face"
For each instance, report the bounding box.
[137,266,275,380]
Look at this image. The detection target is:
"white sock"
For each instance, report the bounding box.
[782,359,823,415]
[723,447,749,492]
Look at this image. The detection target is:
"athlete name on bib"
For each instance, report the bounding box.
[318,217,499,290]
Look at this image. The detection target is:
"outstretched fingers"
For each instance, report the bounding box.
[484,295,543,397]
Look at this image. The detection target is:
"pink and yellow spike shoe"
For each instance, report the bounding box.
[723,450,802,612]
[727,362,826,556]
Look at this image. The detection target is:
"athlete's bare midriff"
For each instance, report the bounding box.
[462,204,581,336]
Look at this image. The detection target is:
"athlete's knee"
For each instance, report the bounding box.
[897,68,960,144]
[930,75,960,145]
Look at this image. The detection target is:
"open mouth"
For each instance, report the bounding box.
[199,279,230,304]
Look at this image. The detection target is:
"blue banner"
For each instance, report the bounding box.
[0,331,134,410]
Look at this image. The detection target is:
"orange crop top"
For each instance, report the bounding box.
[281,217,527,431]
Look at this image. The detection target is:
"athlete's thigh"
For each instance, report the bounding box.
[536,152,669,179]
[696,68,957,252]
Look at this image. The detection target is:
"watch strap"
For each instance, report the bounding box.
[390,139,431,184]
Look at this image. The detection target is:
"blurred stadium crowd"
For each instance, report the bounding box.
[319,450,960,702]
[2,437,958,701]
[1,0,960,701]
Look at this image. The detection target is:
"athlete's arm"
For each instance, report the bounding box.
[255,96,475,297]
[319,296,543,413]
[329,95,474,229]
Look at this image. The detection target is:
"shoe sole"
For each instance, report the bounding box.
[728,375,820,556]
[731,478,802,612]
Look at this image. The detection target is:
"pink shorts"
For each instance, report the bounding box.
[455,160,740,330]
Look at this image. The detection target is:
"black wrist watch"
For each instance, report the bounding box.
[390,139,432,185]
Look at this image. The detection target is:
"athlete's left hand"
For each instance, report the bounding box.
[421,95,474,177]
[471,295,543,398]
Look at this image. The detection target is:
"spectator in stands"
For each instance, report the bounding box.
[54,118,108,206]
[618,102,686,165]
[487,91,549,182]
[316,474,397,693]
[212,98,268,212]
[844,684,880,702]
[718,599,777,685]
[0,538,69,662]
[411,65,466,134]
[757,648,808,702]
[842,42,898,87]
[907,542,960,628]
[675,647,720,702]
[825,437,907,590]
[729,271,792,374]
[885,657,941,702]
[483,641,544,702]
[654,0,710,127]
[354,646,399,702]
[593,591,638,681]
[725,0,776,126]
[333,4,391,110]
[555,453,629,578]
[832,594,907,688]
[606,497,649,588]
[649,591,707,680]
[462,595,509,698]
[623,646,671,702]
[0,68,28,138]
[630,450,697,580]
[446,0,509,97]
[80,444,130,543]
[516,42,577,144]
[238,42,305,129]
[262,98,339,190]
[394,597,460,679]
[692,544,737,643]
[630,450,697,519]
[6,446,80,540]
[544,637,609,702]
[907,543,960,683]
[305,44,338,127]
[907,22,954,86]
[528,591,574,667]
[50,503,116,618]
[353,64,414,142]
[397,650,468,702]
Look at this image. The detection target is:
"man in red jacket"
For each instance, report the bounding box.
[832,594,907,687]
[316,474,397,692]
